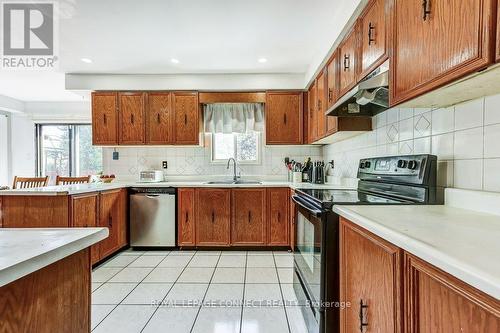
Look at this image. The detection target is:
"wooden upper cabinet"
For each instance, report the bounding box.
[316,71,327,139]
[404,253,500,333]
[340,217,402,333]
[178,188,195,246]
[308,82,318,143]
[267,188,290,246]
[92,92,118,145]
[173,92,200,145]
[232,189,266,246]
[359,0,389,79]
[339,25,359,97]
[118,92,146,145]
[326,52,340,110]
[146,92,173,145]
[265,91,303,145]
[196,188,231,246]
[391,0,495,105]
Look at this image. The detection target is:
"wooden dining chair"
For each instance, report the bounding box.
[12,176,49,189]
[55,175,91,185]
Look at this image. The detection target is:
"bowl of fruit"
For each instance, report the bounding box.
[100,174,116,183]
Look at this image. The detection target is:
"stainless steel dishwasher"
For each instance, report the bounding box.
[130,187,176,247]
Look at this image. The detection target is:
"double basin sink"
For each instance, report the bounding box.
[204,180,262,185]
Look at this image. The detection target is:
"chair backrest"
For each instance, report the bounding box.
[55,175,91,185]
[12,176,49,189]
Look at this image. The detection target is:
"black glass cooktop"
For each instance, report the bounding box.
[296,188,407,209]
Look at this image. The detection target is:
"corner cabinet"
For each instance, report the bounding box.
[391,0,495,105]
[92,92,118,145]
[265,91,303,145]
[340,217,402,333]
[173,92,200,145]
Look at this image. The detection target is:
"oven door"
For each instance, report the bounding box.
[292,195,325,332]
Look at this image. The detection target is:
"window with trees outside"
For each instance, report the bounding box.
[211,132,260,163]
[36,124,103,184]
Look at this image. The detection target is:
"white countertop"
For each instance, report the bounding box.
[333,190,500,300]
[0,180,356,195]
[0,228,108,287]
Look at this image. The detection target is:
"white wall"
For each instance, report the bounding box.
[323,93,500,192]
[24,101,91,122]
[10,114,36,178]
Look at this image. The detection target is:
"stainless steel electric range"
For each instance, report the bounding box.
[291,154,441,333]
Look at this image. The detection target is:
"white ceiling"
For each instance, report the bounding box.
[0,0,361,102]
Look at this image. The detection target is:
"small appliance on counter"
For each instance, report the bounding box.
[139,170,164,183]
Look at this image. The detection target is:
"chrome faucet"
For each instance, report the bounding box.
[227,158,239,182]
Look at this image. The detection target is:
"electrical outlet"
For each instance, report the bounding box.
[112,151,119,160]
[162,161,168,169]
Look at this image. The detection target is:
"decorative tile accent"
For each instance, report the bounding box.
[387,124,399,142]
[414,114,431,138]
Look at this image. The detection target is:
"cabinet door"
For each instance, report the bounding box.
[98,189,127,259]
[392,0,495,105]
[359,0,388,79]
[232,189,266,245]
[71,193,100,264]
[267,188,290,246]
[316,71,327,139]
[340,217,402,333]
[404,253,500,333]
[196,189,230,246]
[265,92,303,145]
[339,26,359,97]
[147,92,173,144]
[119,92,146,144]
[326,53,339,136]
[308,82,318,143]
[173,92,200,145]
[178,188,195,246]
[92,92,118,145]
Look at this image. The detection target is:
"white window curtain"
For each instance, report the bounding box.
[204,103,264,134]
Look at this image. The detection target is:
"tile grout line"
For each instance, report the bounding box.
[93,250,182,332]
[189,252,222,333]
[138,251,199,333]
[239,251,248,333]
[91,251,152,331]
[274,252,292,333]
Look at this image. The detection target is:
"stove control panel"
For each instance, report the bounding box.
[358,154,437,185]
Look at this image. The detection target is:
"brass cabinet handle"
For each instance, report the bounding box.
[328,88,333,102]
[131,114,134,124]
[422,0,431,21]
[368,22,375,45]
[184,114,187,125]
[277,212,281,222]
[157,113,161,124]
[359,299,369,332]
[283,113,287,124]
[248,211,252,223]
[185,212,188,223]
[343,54,350,71]
[211,211,215,223]
[103,114,107,125]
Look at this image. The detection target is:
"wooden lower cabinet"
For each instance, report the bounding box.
[97,189,127,259]
[71,193,101,264]
[232,188,266,245]
[0,196,69,228]
[404,253,500,333]
[196,188,231,246]
[267,188,290,246]
[340,217,402,333]
[178,188,196,246]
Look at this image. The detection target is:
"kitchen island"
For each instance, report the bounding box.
[0,228,107,333]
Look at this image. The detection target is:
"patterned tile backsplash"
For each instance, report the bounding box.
[322,93,500,192]
[103,141,322,180]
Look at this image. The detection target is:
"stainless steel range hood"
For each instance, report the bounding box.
[327,61,389,117]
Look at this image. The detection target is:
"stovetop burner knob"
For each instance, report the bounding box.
[408,160,418,170]
[397,159,407,168]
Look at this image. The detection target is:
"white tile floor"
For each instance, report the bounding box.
[91,250,310,333]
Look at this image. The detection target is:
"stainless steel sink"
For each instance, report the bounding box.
[205,180,262,185]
